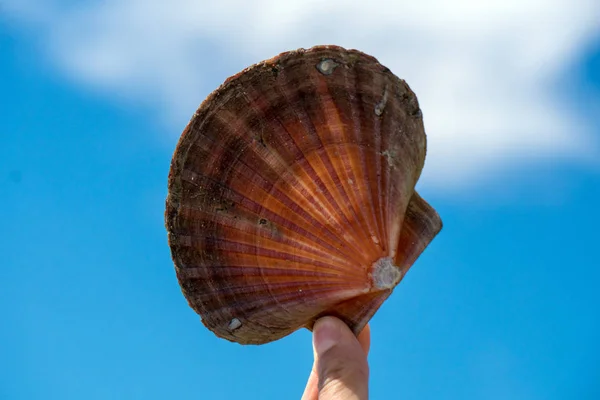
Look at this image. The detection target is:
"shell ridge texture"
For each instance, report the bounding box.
[239,77,368,262]
[272,65,372,262]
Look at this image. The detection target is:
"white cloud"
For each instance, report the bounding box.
[4,0,600,189]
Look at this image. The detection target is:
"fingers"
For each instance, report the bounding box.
[312,317,370,400]
[301,320,371,400]
[301,359,319,400]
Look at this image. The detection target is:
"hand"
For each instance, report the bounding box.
[302,317,370,400]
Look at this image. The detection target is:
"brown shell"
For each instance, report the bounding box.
[165,45,442,345]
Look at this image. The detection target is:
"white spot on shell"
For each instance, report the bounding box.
[371,257,403,289]
[228,318,242,331]
[316,59,338,75]
[348,178,354,185]
[374,85,389,116]
[371,235,379,245]
[381,150,396,167]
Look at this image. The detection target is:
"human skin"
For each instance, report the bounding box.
[302,317,371,400]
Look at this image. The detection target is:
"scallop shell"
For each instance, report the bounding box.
[165,45,442,345]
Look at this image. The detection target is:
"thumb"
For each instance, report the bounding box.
[313,317,369,400]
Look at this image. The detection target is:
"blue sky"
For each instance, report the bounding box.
[1,1,600,399]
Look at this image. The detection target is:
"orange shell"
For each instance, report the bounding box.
[165,45,442,345]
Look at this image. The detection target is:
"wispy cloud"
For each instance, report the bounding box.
[4,0,600,189]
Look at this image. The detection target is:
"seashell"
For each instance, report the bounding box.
[165,45,442,345]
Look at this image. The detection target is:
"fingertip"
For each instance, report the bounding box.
[312,317,370,399]
[313,317,343,357]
